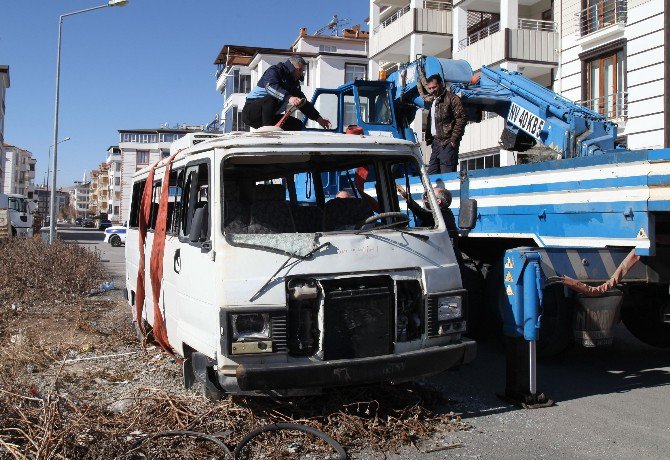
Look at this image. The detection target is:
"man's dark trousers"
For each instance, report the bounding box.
[242,95,303,131]
[427,142,458,174]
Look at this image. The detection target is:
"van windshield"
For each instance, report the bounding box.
[222,152,434,255]
[8,196,27,213]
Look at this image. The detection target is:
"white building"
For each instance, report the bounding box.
[0,65,9,193]
[3,144,36,198]
[117,127,205,222]
[214,25,369,133]
[106,146,122,223]
[368,0,667,168]
[70,174,91,219]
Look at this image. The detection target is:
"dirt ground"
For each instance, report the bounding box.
[0,238,469,459]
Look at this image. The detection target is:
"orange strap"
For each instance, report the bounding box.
[135,163,157,334]
[135,152,183,359]
[561,248,641,297]
[148,152,181,356]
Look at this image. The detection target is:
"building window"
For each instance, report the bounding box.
[161,149,170,158]
[580,0,627,36]
[583,47,626,119]
[301,63,310,86]
[460,153,500,172]
[345,64,367,83]
[319,45,337,53]
[115,177,121,186]
[136,150,149,166]
[114,206,119,215]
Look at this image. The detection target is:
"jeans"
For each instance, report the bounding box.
[427,142,458,174]
[241,95,303,131]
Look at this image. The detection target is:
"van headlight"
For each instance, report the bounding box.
[231,313,270,341]
[437,296,462,321]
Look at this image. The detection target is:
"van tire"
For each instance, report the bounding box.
[110,234,122,247]
[185,350,225,401]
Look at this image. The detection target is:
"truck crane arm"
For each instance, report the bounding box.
[385,56,619,158]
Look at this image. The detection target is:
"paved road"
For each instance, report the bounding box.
[60,226,670,459]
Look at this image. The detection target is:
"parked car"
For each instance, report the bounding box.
[75,217,83,226]
[103,225,126,247]
[82,218,94,228]
[98,219,113,231]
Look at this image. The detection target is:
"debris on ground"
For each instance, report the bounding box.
[0,238,470,458]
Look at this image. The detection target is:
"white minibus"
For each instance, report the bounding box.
[125,130,475,397]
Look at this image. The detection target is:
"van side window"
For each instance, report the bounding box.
[129,180,146,228]
[149,180,162,230]
[167,169,184,234]
[180,163,209,242]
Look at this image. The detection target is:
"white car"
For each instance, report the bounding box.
[103,225,127,247]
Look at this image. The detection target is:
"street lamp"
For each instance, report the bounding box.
[49,0,129,243]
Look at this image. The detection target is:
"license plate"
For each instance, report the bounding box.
[507,102,545,140]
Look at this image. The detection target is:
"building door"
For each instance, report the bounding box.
[585,48,625,118]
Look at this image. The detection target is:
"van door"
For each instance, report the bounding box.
[172,161,218,356]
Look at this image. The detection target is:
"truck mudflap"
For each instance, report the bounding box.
[235,339,476,391]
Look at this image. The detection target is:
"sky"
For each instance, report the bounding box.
[1,0,370,187]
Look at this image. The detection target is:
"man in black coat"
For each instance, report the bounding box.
[241,56,331,131]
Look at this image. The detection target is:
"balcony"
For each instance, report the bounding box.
[454,19,558,72]
[370,1,453,60]
[577,91,628,123]
[578,0,626,37]
[459,113,505,155]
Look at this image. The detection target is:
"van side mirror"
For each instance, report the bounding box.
[189,205,208,242]
[458,198,478,230]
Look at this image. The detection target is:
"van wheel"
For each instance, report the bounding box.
[184,351,225,401]
[622,285,670,348]
[110,234,122,247]
[133,319,156,345]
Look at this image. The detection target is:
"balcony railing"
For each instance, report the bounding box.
[373,4,410,33]
[578,0,627,36]
[423,1,452,11]
[459,21,500,50]
[577,91,628,120]
[518,18,556,32]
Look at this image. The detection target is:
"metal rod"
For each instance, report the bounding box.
[529,339,537,396]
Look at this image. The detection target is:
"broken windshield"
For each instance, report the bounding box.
[221,151,435,254]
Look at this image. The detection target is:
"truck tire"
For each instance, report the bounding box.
[621,285,670,348]
[110,234,122,247]
[461,257,486,339]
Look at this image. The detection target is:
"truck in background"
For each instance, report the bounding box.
[0,193,33,238]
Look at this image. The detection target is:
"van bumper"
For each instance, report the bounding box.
[235,339,476,392]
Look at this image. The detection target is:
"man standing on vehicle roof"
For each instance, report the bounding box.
[424,74,467,174]
[242,56,332,131]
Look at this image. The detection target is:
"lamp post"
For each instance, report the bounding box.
[49,0,128,243]
[46,136,70,219]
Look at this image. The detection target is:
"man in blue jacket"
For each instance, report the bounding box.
[242,56,331,131]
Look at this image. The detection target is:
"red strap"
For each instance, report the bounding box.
[149,152,181,355]
[135,163,157,334]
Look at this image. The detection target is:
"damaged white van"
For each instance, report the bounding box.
[125,130,475,397]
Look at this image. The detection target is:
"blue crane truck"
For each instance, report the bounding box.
[297,56,670,406]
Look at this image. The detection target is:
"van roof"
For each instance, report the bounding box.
[133,131,418,178]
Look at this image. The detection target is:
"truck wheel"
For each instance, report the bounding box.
[621,285,670,348]
[110,234,122,247]
[461,257,486,339]
[537,284,574,357]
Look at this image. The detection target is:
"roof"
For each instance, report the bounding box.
[214,44,294,66]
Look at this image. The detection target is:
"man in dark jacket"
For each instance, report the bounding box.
[396,184,457,235]
[424,74,467,173]
[241,56,331,131]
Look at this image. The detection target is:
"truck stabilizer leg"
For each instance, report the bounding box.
[500,249,554,408]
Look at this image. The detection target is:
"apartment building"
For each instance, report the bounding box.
[214,24,369,132]
[88,163,110,220]
[556,0,667,150]
[33,186,69,219]
[369,0,667,168]
[117,127,204,222]
[0,65,9,192]
[70,176,91,219]
[106,146,122,223]
[3,144,37,198]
